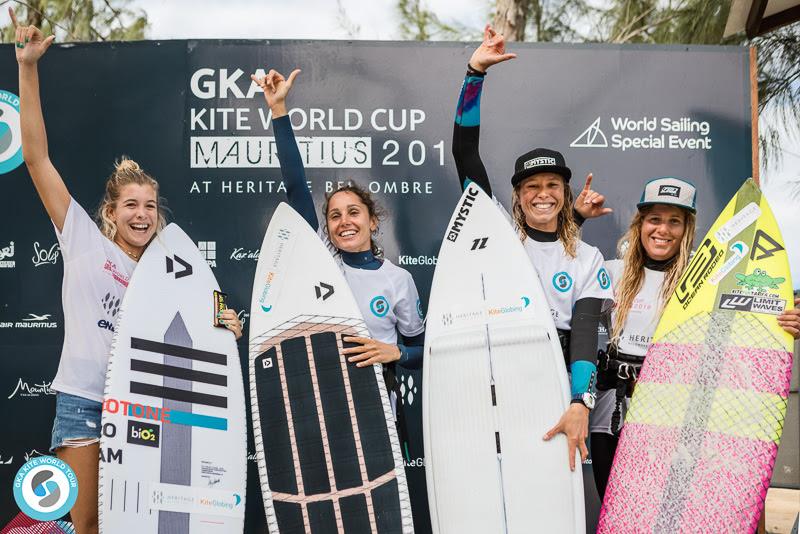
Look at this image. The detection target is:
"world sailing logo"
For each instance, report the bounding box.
[571,117,608,148]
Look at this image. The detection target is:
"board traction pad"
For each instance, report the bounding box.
[250,314,408,534]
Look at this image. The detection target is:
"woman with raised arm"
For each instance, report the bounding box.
[251,68,425,381]
[452,25,614,472]
[11,12,242,533]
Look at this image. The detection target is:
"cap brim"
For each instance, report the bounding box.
[511,165,572,187]
[637,200,696,213]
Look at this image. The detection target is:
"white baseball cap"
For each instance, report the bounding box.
[638,177,697,213]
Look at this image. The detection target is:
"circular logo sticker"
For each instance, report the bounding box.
[0,90,23,175]
[416,299,423,319]
[597,267,611,290]
[552,271,573,292]
[13,456,78,521]
[370,295,389,317]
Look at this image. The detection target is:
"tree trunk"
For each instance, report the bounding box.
[26,0,44,28]
[493,0,528,41]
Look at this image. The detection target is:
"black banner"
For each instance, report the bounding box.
[0,40,751,531]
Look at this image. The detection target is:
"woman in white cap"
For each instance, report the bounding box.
[454,25,614,471]
[586,177,800,500]
[588,177,698,499]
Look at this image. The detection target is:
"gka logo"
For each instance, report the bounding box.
[0,240,14,268]
[13,456,78,521]
[198,241,216,268]
[658,185,681,197]
[416,299,423,319]
[553,272,573,292]
[31,241,59,267]
[277,228,291,241]
[597,268,611,290]
[0,90,24,174]
[370,296,389,318]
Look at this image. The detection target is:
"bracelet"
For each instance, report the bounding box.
[466,63,487,77]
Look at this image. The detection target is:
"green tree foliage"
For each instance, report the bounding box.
[2,0,148,42]
[396,0,475,40]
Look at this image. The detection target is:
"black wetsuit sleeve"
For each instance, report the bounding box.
[273,115,318,231]
[452,72,492,196]
[397,331,424,370]
[570,297,603,365]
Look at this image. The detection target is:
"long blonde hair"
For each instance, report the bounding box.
[611,206,696,346]
[511,179,580,258]
[96,157,167,241]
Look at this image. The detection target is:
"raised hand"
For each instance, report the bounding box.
[469,24,517,73]
[251,68,301,117]
[10,8,55,65]
[574,173,613,220]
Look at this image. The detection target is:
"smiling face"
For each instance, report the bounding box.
[108,183,158,256]
[516,173,565,232]
[640,204,687,261]
[325,190,376,253]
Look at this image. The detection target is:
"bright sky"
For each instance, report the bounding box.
[137,0,488,41]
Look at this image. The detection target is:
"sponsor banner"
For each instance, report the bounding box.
[0,41,752,531]
[149,482,244,518]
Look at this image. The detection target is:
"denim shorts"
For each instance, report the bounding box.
[50,392,102,452]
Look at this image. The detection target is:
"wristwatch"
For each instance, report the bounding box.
[571,392,596,410]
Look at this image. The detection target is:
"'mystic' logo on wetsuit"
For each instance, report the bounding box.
[553,272,573,292]
[370,296,390,317]
[447,186,480,242]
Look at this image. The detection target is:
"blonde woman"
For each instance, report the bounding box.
[12,13,242,533]
[587,177,800,499]
[454,25,614,471]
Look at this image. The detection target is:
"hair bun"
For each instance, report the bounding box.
[115,157,141,173]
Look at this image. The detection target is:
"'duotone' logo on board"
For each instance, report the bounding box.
[13,456,78,521]
[0,90,23,175]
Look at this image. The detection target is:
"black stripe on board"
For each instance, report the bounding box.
[130,382,227,408]
[255,348,297,495]
[308,500,338,534]
[372,478,403,534]
[131,359,227,386]
[131,337,226,366]
[343,336,394,482]
[274,501,305,534]
[282,336,331,495]
[340,493,371,533]
[310,332,362,491]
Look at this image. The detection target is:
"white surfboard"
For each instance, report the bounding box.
[99,224,247,533]
[249,203,413,534]
[423,186,584,534]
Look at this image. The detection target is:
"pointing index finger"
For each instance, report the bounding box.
[583,173,593,192]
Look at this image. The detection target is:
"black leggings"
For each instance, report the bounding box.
[591,432,619,502]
